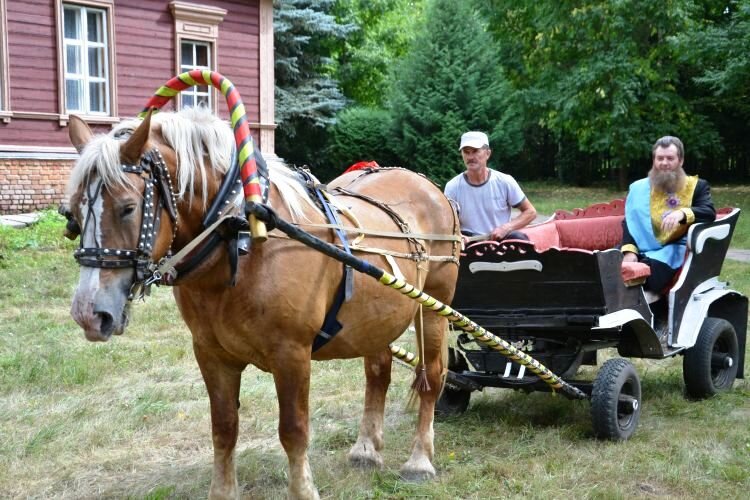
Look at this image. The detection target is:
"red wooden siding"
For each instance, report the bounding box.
[1,1,266,214]
[7,0,58,114]
[1,0,262,144]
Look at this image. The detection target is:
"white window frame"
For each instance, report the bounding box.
[170,1,226,112]
[55,0,117,125]
[179,39,212,110]
[0,0,11,122]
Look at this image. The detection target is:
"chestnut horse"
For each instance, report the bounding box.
[64,108,460,499]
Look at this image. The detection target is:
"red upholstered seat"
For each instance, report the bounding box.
[621,261,652,286]
[522,223,561,251]
[515,213,652,286]
[554,216,623,250]
[522,215,623,252]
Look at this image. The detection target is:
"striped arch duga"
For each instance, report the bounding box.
[64,107,460,499]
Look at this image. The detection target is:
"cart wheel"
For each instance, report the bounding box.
[435,348,471,417]
[591,358,641,440]
[683,317,739,399]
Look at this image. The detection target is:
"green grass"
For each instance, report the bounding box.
[1,188,748,499]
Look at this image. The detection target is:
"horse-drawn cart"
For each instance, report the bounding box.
[438,200,748,440]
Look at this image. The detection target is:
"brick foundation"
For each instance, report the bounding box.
[0,158,74,214]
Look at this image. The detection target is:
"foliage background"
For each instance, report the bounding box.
[274,0,750,187]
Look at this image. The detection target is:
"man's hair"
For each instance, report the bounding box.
[652,136,684,160]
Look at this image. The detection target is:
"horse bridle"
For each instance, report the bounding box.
[67,148,179,299]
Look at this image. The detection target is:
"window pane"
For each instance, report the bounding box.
[197,85,209,93]
[197,95,209,108]
[181,42,193,66]
[66,46,81,74]
[196,45,209,66]
[182,95,194,108]
[63,7,80,39]
[88,47,104,77]
[87,11,104,43]
[89,81,105,112]
[66,80,83,111]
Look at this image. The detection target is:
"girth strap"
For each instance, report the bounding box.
[296,168,355,353]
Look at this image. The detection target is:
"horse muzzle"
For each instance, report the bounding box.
[71,270,131,341]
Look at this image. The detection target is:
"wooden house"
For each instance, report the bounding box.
[0,0,275,214]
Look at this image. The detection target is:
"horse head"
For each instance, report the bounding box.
[66,111,181,341]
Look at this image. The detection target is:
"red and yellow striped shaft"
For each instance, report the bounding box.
[140,70,266,242]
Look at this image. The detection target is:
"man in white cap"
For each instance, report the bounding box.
[445,131,537,242]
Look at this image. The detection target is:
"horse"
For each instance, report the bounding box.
[64,107,460,499]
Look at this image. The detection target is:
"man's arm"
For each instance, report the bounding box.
[685,179,716,224]
[620,217,639,262]
[490,198,537,240]
[662,179,716,232]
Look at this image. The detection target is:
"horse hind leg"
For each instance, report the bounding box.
[399,311,447,482]
[348,349,392,468]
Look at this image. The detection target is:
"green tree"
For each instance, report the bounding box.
[482,0,723,187]
[324,106,399,179]
[675,1,750,179]
[274,0,355,169]
[388,0,523,186]
[333,0,426,107]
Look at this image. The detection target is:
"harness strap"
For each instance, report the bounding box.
[267,232,458,263]
[155,213,234,282]
[295,168,355,353]
[293,222,461,242]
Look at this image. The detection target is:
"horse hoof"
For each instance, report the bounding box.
[399,467,436,482]
[348,453,384,469]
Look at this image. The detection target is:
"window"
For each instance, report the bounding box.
[62,4,109,114]
[179,40,212,109]
[170,1,226,112]
[55,0,116,123]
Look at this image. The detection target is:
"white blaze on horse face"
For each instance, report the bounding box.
[70,175,103,333]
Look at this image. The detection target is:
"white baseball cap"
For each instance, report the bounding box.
[458,131,489,151]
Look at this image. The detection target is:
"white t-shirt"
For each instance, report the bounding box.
[444,169,526,234]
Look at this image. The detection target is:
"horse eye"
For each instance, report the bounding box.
[121,205,136,218]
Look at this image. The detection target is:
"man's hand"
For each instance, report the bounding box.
[490,224,512,241]
[622,252,638,263]
[460,234,469,250]
[661,209,686,232]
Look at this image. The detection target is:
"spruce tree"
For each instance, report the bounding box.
[388,0,522,185]
[274,0,354,169]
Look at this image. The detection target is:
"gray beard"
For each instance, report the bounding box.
[649,168,686,193]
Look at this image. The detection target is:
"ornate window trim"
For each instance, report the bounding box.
[55,0,117,126]
[169,1,226,111]
[0,0,11,123]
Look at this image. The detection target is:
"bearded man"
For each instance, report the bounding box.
[620,136,716,292]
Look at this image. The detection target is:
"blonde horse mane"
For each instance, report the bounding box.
[66,107,320,221]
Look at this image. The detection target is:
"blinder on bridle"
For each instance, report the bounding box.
[62,148,179,299]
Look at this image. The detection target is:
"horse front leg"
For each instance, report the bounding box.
[194,347,244,500]
[273,351,319,500]
[348,348,392,468]
[399,314,447,481]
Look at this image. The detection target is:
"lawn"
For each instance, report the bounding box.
[1,185,748,499]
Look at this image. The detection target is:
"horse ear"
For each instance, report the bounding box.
[121,109,153,164]
[68,115,93,153]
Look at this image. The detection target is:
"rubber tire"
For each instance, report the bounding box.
[435,348,471,417]
[591,358,641,441]
[683,317,739,399]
